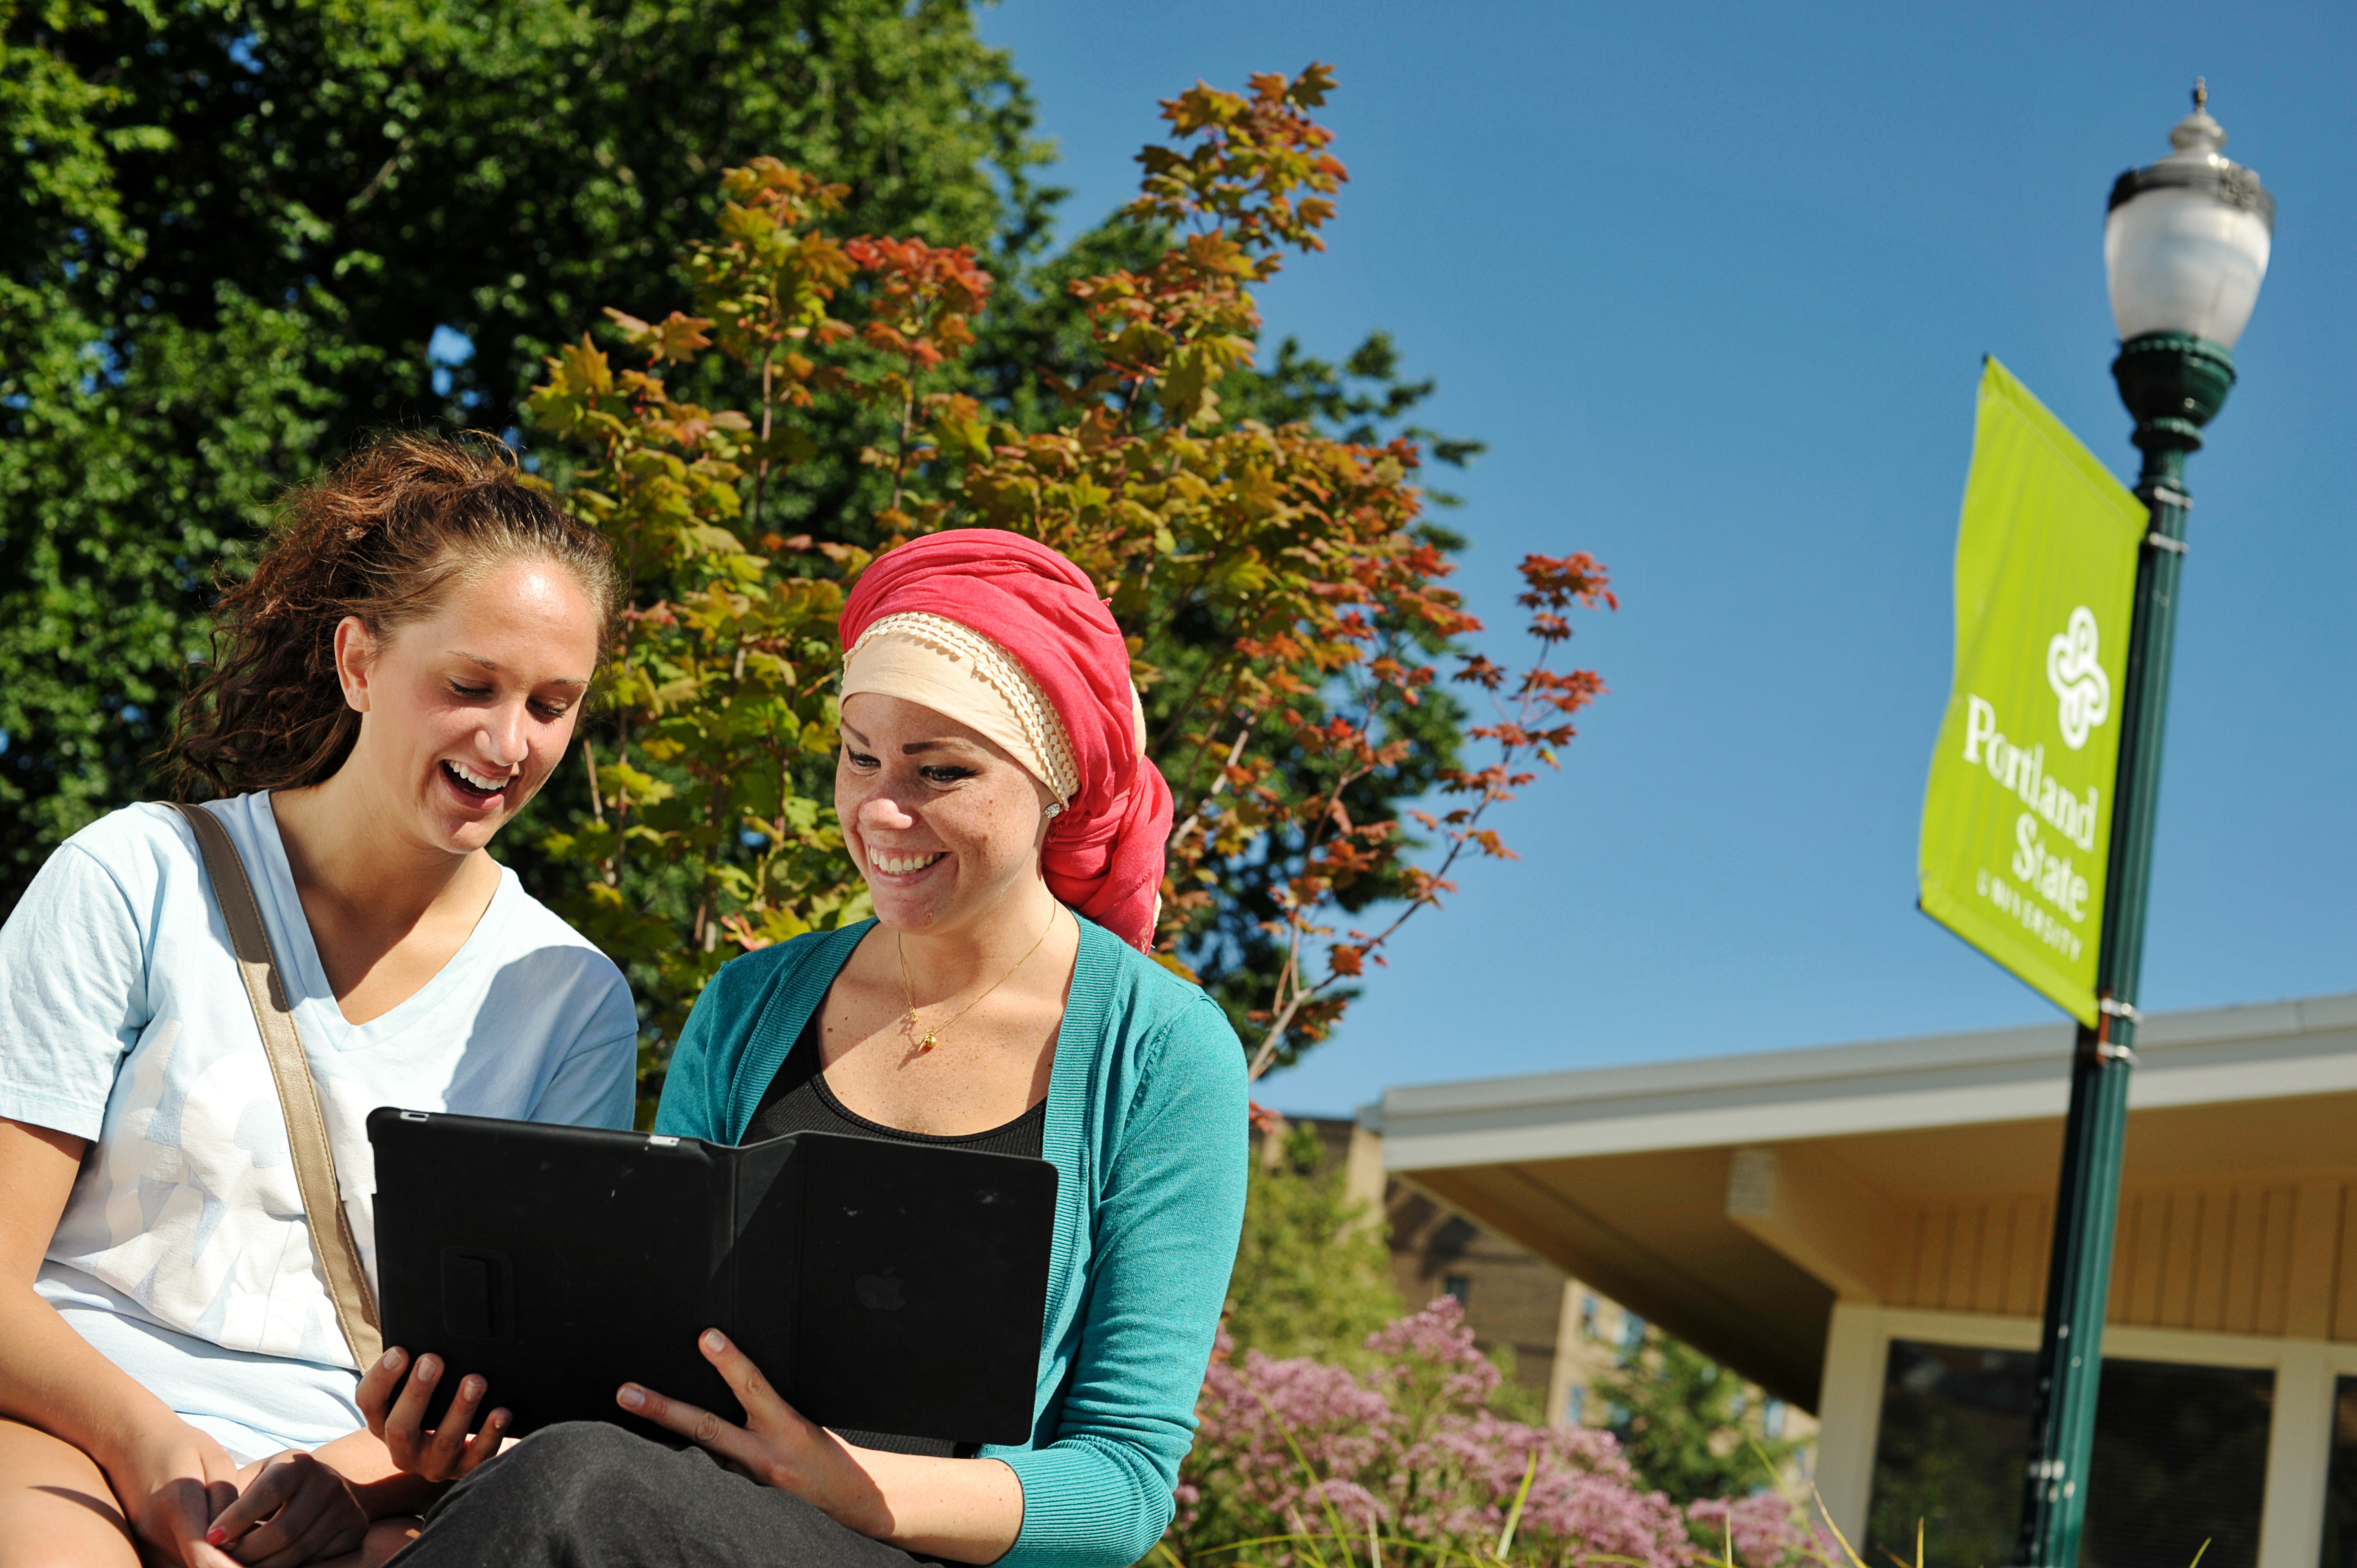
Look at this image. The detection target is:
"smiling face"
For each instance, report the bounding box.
[836,692,1060,937]
[336,555,601,856]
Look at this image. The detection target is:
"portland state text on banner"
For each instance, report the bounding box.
[1917,358,2145,1027]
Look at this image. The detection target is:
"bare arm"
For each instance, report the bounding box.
[836,1446,1025,1561]
[0,1117,205,1471]
[0,1117,245,1566]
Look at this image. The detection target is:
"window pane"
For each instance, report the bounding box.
[2082,1358,2272,1568]
[2319,1377,2357,1568]
[1867,1342,2273,1568]
[1869,1341,2036,1568]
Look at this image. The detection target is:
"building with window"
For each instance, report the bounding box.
[1367,993,2357,1568]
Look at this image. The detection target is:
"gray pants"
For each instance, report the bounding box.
[387,1422,950,1568]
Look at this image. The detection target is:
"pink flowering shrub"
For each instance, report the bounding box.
[1686,1493,1840,1568]
[1170,1298,1694,1568]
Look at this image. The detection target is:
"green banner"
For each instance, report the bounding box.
[1918,359,2146,1026]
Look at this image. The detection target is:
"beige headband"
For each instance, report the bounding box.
[842,613,1082,802]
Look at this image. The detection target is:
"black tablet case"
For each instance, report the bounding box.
[367,1109,1057,1447]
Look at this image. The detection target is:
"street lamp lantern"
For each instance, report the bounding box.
[2106,81,2274,349]
[2104,81,2276,447]
[2014,83,2278,1568]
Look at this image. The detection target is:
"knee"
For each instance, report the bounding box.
[518,1419,661,1478]
[0,1421,136,1568]
[0,1533,136,1568]
[408,1421,679,1562]
[0,1505,136,1568]
[0,1542,133,1568]
[463,1420,677,1515]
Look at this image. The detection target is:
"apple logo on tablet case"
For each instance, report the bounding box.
[855,1273,906,1311]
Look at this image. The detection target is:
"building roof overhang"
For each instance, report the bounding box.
[1376,993,2357,1170]
[1370,994,2357,1412]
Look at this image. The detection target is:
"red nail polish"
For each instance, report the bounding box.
[207,1526,230,1545]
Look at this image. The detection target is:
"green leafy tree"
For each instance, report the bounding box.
[1,4,337,896]
[1222,1122,1401,1368]
[1599,1328,1807,1508]
[8,7,1601,1097]
[520,158,918,1062]
[0,0,1044,910]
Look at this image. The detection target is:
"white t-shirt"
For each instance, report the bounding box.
[0,793,637,1462]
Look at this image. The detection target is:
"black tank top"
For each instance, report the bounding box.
[743,1012,1047,1457]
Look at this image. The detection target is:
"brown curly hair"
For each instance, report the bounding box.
[163,433,619,798]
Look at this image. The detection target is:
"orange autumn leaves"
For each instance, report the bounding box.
[526,65,1608,1094]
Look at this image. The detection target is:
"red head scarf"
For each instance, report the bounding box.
[839,529,1174,951]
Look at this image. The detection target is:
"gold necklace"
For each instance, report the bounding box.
[897,907,1059,1053]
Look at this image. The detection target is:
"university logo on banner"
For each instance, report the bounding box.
[1918,359,2145,1026]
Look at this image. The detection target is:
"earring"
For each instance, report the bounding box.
[1044,801,1064,820]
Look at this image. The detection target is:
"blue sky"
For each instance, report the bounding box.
[972,0,2357,1115]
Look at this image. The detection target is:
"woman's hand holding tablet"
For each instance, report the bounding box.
[616,1328,889,1535]
[356,1347,510,1483]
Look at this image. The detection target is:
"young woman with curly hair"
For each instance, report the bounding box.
[0,435,638,1568]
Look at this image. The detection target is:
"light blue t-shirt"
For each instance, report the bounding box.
[0,793,637,1462]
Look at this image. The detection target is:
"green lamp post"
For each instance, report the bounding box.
[2013,81,2275,1568]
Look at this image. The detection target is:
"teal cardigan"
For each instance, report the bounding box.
[653,917,1249,1568]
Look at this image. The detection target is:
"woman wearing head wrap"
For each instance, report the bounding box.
[366,529,1248,1568]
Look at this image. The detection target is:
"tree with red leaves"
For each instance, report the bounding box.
[525,67,1612,1110]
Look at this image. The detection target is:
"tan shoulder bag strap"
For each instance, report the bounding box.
[171,802,384,1368]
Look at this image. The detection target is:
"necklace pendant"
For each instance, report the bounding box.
[919,1030,938,1053]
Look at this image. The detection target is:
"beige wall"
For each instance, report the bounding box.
[1887,1177,2357,1342]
